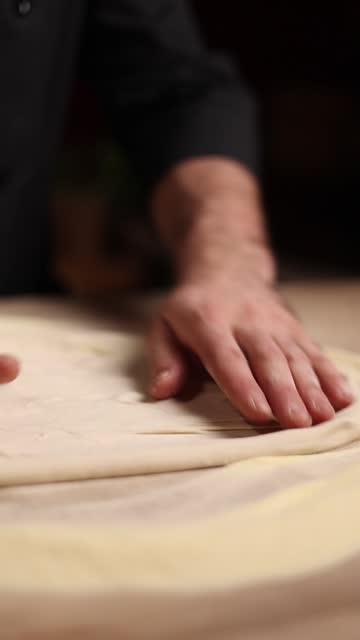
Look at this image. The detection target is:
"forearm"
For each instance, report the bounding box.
[151,157,277,285]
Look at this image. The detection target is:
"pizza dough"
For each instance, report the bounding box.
[1,447,360,639]
[0,315,360,487]
[1,456,360,589]
[2,311,360,639]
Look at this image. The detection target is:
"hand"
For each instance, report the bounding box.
[0,354,20,384]
[147,274,354,429]
[148,157,354,428]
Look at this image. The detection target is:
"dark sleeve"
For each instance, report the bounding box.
[84,0,260,192]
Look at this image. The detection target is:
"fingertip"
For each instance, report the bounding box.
[149,367,185,400]
[248,396,273,423]
[308,398,335,425]
[323,386,355,412]
[283,405,313,429]
[314,359,355,411]
[0,354,20,384]
[332,384,355,410]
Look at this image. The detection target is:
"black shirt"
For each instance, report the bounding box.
[0,0,258,294]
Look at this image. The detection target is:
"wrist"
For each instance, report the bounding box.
[152,157,265,243]
[151,156,277,286]
[176,233,277,288]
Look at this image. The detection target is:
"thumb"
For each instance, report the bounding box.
[147,319,187,400]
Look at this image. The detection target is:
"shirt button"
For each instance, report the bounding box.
[18,0,32,16]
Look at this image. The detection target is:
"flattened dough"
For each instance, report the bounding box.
[1,315,360,487]
[1,459,360,640]
[2,460,360,589]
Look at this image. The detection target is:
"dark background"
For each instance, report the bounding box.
[60,2,359,293]
[192,1,359,272]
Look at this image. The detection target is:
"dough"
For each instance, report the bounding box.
[0,315,360,487]
[1,458,360,589]
[1,457,360,640]
[2,313,360,639]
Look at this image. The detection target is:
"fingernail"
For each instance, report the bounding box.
[288,405,312,427]
[309,401,335,426]
[251,397,271,417]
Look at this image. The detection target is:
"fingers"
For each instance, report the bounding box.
[241,332,352,427]
[279,343,335,423]
[147,320,187,399]
[306,349,354,411]
[239,335,312,428]
[203,341,274,423]
[167,315,273,423]
[154,289,354,429]
[0,354,20,384]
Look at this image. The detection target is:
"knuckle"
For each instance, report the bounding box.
[212,344,246,376]
[312,353,332,370]
[263,371,293,391]
[286,351,298,366]
[227,375,256,401]
[190,302,211,324]
[239,300,264,324]
[256,345,278,362]
[188,301,223,332]
[247,336,279,361]
[226,343,245,362]
[279,384,299,398]
[301,339,323,359]
[303,382,321,395]
[286,348,306,367]
[167,290,223,329]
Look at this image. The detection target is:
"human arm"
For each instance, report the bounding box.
[85,0,353,426]
[147,156,353,427]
